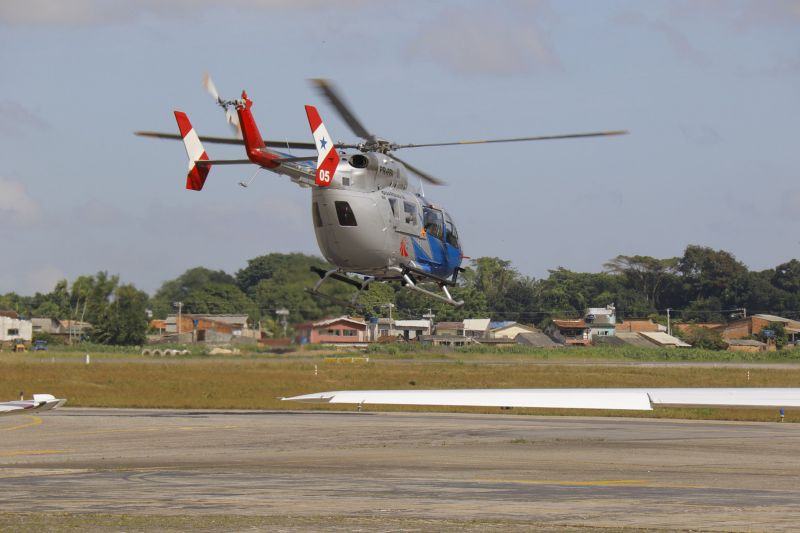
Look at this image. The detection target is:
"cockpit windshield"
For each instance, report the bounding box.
[423,207,444,240]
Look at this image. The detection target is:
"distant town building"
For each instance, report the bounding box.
[546,319,591,346]
[515,330,559,347]
[725,339,769,353]
[395,319,431,341]
[419,334,472,347]
[615,318,659,333]
[0,313,32,342]
[716,314,800,343]
[295,316,368,345]
[462,318,491,339]
[369,317,396,341]
[435,321,463,336]
[28,317,91,342]
[490,321,536,340]
[31,317,61,335]
[584,305,616,339]
[156,314,259,344]
[638,331,691,348]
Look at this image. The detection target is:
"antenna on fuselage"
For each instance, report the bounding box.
[239,167,262,188]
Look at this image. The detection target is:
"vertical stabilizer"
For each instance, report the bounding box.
[174,111,211,191]
[235,91,279,168]
[305,105,339,187]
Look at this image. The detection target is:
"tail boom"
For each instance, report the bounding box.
[235,91,280,169]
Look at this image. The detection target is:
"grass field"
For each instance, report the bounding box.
[2,354,798,422]
[8,342,800,363]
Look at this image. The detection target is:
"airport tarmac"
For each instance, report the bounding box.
[2,408,799,531]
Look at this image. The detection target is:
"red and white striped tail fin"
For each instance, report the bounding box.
[174,111,211,191]
[304,105,339,187]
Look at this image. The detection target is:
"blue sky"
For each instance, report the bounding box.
[1,0,798,295]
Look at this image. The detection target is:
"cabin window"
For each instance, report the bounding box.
[312,202,323,227]
[403,202,418,226]
[445,216,460,249]
[423,207,444,240]
[335,201,358,226]
[388,198,399,219]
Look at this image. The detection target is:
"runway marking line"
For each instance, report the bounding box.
[477,478,649,486]
[49,427,162,437]
[49,424,245,438]
[0,468,89,479]
[476,478,704,489]
[0,415,42,431]
[0,450,67,457]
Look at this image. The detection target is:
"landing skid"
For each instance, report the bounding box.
[308,267,374,309]
[306,265,464,308]
[388,266,464,307]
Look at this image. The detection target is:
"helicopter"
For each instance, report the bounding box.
[137,77,626,307]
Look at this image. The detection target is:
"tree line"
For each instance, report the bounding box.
[1,246,798,345]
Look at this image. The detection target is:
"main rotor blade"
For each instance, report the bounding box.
[394,130,628,149]
[390,154,447,186]
[311,78,375,142]
[134,131,316,150]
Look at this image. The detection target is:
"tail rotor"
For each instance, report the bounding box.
[203,72,241,139]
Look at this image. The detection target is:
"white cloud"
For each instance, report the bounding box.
[715,0,800,32]
[0,101,47,138]
[0,177,41,226]
[407,3,560,77]
[0,0,364,27]
[614,11,709,67]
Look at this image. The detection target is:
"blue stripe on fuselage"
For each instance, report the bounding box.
[275,150,316,168]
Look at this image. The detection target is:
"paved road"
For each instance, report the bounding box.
[2,409,799,531]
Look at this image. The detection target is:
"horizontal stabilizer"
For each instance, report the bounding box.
[135,131,316,149]
[194,159,252,166]
[1,394,67,416]
[193,156,315,168]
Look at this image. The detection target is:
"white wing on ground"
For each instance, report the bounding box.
[0,394,67,417]
[283,388,800,411]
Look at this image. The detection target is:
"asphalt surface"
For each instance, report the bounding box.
[2,408,799,531]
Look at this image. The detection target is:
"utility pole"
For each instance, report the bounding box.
[666,308,671,337]
[422,308,435,336]
[276,308,289,338]
[380,303,395,336]
[173,301,183,341]
[380,303,395,321]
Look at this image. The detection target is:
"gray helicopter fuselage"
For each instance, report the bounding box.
[310,152,463,280]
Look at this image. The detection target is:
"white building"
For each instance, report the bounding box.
[395,319,432,340]
[369,318,432,341]
[1,316,33,342]
[490,322,536,339]
[463,318,491,339]
[584,304,616,339]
